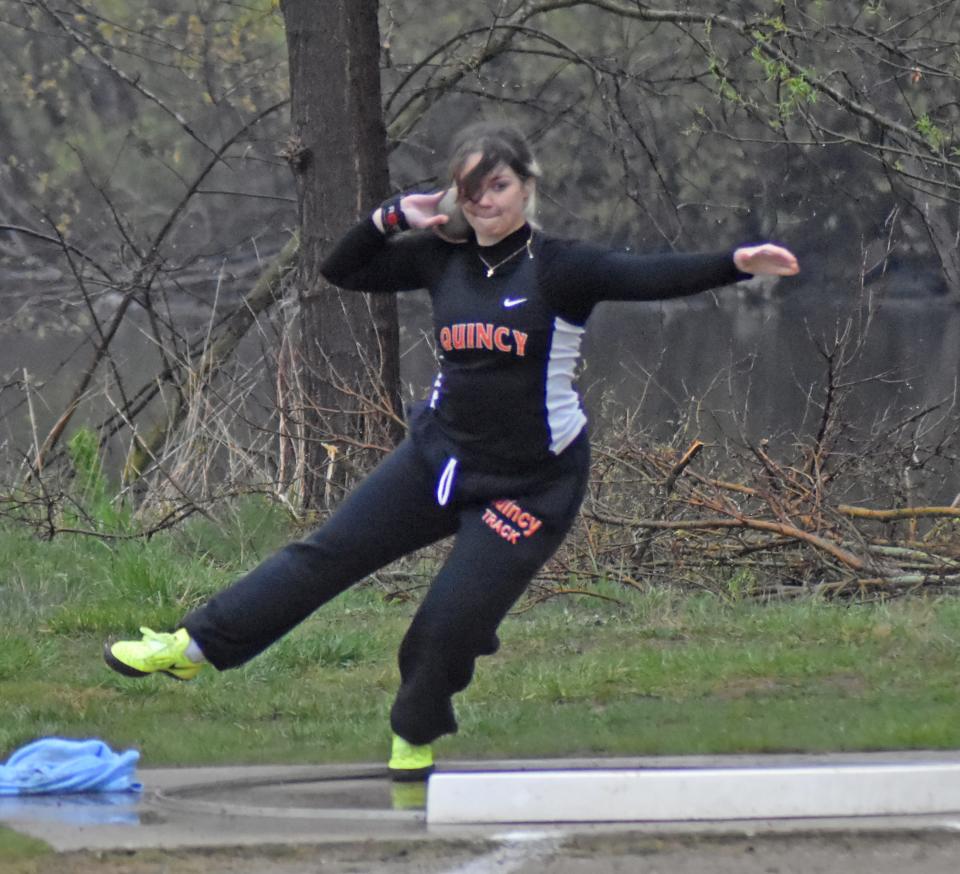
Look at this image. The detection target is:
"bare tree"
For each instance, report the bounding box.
[279,0,402,509]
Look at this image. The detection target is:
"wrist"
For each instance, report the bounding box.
[732,247,753,278]
[379,195,410,236]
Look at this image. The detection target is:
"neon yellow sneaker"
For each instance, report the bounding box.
[388,733,434,782]
[104,627,203,681]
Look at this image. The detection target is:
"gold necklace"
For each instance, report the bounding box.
[477,233,534,278]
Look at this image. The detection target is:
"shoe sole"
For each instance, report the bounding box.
[102,642,194,682]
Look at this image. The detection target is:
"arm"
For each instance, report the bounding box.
[544,239,799,323]
[319,192,453,292]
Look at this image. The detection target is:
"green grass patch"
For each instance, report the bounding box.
[0,825,53,863]
[3,506,960,767]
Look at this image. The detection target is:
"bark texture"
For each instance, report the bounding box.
[281,0,402,508]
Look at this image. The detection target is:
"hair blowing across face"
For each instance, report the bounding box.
[448,122,541,203]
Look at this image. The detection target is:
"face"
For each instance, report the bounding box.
[456,152,532,245]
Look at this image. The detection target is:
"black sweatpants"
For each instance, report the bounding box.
[181,431,589,745]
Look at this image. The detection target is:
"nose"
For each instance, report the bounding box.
[473,187,493,207]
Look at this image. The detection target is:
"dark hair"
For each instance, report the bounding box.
[447,122,540,203]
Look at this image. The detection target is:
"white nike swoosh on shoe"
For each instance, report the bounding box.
[503,297,528,308]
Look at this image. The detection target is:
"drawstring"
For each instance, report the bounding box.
[436,457,458,507]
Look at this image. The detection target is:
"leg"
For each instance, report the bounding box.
[390,448,589,745]
[181,438,458,668]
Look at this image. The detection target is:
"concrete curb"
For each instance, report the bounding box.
[3,751,960,853]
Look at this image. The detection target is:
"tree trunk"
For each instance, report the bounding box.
[280,0,402,510]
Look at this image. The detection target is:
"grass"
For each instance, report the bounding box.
[0,826,52,865]
[2,496,960,767]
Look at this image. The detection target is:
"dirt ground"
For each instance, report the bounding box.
[7,831,960,874]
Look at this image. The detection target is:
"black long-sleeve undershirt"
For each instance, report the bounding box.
[320,218,750,325]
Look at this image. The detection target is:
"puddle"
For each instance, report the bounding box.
[0,793,141,825]
[188,776,427,813]
[155,774,430,821]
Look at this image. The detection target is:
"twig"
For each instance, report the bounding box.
[839,504,960,521]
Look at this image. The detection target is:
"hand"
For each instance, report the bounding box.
[733,244,800,276]
[399,190,450,230]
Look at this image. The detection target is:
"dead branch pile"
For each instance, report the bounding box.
[541,411,960,603]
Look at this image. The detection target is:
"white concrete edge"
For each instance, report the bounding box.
[426,763,960,825]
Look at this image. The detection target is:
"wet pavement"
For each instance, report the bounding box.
[4,752,960,855]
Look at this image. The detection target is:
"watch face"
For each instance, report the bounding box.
[434,186,471,243]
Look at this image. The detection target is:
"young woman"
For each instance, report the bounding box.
[105,123,799,781]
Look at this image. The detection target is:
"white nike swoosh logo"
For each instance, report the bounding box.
[503,297,528,308]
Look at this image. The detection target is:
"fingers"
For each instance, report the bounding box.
[767,246,800,275]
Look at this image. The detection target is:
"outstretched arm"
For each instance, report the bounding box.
[543,239,800,324]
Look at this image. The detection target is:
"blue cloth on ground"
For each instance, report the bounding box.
[0,738,141,795]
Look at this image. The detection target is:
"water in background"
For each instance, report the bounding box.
[582,295,958,441]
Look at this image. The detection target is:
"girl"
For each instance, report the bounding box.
[105,123,799,781]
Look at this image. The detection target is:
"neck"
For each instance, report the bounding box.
[475,219,528,247]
